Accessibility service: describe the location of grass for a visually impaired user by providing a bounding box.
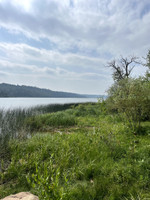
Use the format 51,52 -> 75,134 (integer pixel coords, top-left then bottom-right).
0,103 -> 150,199
0,103 -> 79,171
25,109 -> 77,132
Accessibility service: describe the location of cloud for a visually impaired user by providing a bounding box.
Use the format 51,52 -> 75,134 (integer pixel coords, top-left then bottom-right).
0,42 -> 108,74
0,43 -> 109,79
0,0 -> 149,93
0,0 -> 149,56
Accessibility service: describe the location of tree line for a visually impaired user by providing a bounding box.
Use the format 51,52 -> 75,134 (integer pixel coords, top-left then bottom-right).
0,83 -> 86,98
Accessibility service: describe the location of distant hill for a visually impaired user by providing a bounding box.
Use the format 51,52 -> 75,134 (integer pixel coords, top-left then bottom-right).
0,83 -> 103,98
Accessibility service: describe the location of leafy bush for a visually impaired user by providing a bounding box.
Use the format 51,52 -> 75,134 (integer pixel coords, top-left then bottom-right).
106,78 -> 150,133
74,102 -> 105,117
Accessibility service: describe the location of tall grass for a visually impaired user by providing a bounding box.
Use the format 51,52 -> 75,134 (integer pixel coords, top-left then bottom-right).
0,103 -> 79,169
0,103 -> 78,137
25,110 -> 76,132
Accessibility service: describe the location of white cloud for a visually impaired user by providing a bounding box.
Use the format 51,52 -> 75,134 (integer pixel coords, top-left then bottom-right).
0,42 -> 107,72
0,0 -> 149,93
0,0 -> 149,57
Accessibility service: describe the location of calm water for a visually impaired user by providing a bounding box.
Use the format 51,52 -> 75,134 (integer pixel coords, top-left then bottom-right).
0,98 -> 98,110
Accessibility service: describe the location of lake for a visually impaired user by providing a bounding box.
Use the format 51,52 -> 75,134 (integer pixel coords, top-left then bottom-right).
0,98 -> 98,110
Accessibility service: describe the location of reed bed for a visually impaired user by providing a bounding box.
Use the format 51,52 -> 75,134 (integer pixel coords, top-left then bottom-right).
0,103 -> 79,167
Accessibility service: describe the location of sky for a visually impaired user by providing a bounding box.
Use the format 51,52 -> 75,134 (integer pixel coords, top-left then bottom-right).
0,0 -> 150,95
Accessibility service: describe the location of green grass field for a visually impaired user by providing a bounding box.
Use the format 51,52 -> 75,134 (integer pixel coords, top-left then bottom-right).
0,103 -> 150,200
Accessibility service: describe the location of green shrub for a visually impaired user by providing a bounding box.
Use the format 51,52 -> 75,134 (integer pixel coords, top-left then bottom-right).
106,78 -> 150,133
74,103 -> 104,117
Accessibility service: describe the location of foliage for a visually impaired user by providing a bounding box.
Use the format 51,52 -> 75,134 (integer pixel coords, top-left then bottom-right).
145,50 -> 150,79
146,50 -> 150,69
73,102 -> 104,117
106,78 -> 150,132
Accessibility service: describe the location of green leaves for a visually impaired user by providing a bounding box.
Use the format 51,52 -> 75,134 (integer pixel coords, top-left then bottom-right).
107,78 -> 150,133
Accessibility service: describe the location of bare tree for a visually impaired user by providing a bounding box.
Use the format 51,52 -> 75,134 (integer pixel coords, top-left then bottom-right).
106,56 -> 140,82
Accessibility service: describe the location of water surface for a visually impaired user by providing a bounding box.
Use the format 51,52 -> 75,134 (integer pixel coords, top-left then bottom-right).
0,98 -> 98,110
